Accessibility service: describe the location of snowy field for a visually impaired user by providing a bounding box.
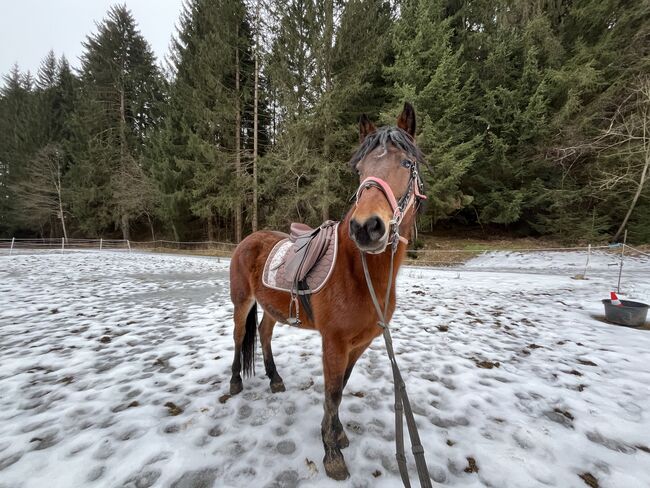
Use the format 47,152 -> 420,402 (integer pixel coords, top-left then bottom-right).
1,250 -> 649,488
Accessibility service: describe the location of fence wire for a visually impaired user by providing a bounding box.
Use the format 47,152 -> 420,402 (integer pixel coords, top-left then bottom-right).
2,237 -> 646,270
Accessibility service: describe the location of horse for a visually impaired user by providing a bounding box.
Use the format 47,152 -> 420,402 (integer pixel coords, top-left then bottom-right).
228,102 -> 427,481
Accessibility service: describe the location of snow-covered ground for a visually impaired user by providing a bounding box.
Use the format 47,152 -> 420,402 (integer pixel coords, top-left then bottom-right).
0,250 -> 649,488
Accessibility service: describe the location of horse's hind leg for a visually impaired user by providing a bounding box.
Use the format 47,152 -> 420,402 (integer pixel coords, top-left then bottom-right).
229,298 -> 257,395
259,312 -> 285,393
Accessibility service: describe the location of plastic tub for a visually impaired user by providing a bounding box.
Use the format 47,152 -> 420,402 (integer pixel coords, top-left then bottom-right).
602,299 -> 649,327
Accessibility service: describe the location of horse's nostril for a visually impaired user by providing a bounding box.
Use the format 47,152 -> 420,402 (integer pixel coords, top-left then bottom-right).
365,216 -> 385,241
350,216 -> 385,246
349,219 -> 361,235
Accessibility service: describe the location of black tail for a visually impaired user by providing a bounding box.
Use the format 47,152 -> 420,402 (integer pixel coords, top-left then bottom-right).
242,302 -> 258,378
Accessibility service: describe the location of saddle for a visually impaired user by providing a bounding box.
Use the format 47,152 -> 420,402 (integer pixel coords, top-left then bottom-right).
263,220 -> 339,324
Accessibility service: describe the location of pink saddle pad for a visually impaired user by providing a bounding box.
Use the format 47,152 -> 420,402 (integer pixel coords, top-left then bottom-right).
263,222 -> 339,294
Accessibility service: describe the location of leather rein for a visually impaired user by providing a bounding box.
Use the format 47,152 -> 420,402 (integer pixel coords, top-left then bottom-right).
356,160 -> 433,488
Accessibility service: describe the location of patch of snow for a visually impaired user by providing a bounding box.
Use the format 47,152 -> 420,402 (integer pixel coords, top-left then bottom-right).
0,251 -> 649,487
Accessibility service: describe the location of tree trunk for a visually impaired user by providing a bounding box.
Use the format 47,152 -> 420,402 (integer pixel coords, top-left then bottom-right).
613,155 -> 649,241
252,0 -> 260,233
235,26 -> 243,243
146,212 -> 155,241
121,214 -> 131,241
55,157 -> 68,241
207,213 -> 215,241
119,86 -> 130,241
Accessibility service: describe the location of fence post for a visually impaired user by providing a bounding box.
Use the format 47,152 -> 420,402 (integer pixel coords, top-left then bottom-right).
617,229 -> 627,293
582,244 -> 591,278
127,240 -> 131,253
9,237 -> 15,255
61,237 -> 65,254
100,238 -> 103,251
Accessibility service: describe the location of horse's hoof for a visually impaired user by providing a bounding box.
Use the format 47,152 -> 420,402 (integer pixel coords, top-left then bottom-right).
230,381 -> 243,395
270,381 -> 286,393
337,430 -> 349,449
324,455 -> 350,480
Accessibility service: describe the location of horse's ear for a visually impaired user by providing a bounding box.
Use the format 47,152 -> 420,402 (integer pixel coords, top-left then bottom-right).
397,102 -> 416,138
359,114 -> 376,143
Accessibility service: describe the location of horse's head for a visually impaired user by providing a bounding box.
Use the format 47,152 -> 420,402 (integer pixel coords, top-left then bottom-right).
349,103 -> 426,254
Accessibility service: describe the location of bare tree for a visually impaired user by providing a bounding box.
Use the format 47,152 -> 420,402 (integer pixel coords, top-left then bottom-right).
12,144 -> 68,239
593,77 -> 650,241
555,77 -> 650,241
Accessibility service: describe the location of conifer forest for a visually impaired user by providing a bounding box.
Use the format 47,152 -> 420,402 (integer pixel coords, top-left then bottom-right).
1,0 -> 649,244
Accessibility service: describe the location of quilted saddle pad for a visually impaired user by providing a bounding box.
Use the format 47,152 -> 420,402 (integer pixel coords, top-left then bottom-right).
262,222 -> 339,294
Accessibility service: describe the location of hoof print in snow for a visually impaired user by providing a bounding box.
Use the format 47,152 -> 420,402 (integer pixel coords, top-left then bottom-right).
564,369 -> 583,376
577,359 -> 598,367
276,440 -> 296,455
218,394 -> 231,404
164,402 -> 183,416
86,465 -> 105,482
464,457 -> 479,473
437,325 -> 449,332
372,469 -> 382,477
99,336 -> 111,343
299,378 -> 314,390
579,472 -> 599,488
170,468 -> 218,488
446,439 -> 455,446
544,409 -> 574,429
351,391 -> 365,398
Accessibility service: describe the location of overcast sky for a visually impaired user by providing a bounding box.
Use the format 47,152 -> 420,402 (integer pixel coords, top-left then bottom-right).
0,0 -> 184,76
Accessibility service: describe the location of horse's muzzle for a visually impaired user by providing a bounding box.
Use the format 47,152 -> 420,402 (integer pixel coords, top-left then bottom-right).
349,215 -> 388,253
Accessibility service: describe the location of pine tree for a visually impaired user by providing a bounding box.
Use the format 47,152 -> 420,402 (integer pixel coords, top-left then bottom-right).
389,0 -> 482,224
68,5 -> 164,238
155,0 -> 254,241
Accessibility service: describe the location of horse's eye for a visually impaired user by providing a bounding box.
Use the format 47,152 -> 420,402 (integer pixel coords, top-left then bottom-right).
401,159 -> 412,169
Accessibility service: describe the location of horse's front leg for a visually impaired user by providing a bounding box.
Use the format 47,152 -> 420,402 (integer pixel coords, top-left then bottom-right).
321,336 -> 350,480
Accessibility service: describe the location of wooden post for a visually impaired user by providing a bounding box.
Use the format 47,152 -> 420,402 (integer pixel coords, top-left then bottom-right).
582,244 -> 591,278
617,229 -> 627,293
127,240 -> 131,253
100,238 -> 103,251
10,237 -> 15,255
61,237 -> 65,254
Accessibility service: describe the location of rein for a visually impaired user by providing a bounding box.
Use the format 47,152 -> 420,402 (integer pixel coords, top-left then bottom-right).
357,161 -> 433,488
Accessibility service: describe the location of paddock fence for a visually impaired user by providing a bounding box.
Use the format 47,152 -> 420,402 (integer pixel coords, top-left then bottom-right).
2,237 -> 648,270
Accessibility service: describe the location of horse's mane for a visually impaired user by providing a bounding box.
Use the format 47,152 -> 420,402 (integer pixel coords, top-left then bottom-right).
349,126 -> 426,169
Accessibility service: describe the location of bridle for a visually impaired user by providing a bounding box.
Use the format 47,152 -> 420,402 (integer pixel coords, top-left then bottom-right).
354,158 -> 427,252
355,157 -> 433,488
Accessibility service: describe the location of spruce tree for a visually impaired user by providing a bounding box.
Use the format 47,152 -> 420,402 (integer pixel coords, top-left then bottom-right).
68,5 -> 164,238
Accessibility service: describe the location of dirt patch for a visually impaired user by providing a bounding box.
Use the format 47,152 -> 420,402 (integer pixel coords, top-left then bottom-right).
474,359 -> 500,369
553,408 -> 574,421
164,402 -> 183,416
464,457 -> 479,473
579,472 -> 599,487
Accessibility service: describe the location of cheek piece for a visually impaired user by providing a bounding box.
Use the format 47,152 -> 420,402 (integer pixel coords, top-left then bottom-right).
354,159 -> 427,251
